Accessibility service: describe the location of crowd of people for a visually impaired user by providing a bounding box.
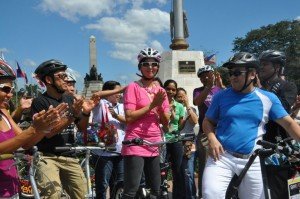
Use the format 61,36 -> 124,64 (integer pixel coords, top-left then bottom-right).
0,47 -> 299,199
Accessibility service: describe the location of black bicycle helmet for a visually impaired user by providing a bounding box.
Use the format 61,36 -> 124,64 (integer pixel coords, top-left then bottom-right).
34,59 -> 67,82
0,58 -> 16,80
222,52 -> 259,69
259,50 -> 286,66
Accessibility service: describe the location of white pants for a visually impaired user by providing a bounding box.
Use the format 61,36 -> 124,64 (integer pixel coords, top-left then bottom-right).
202,151 -> 265,199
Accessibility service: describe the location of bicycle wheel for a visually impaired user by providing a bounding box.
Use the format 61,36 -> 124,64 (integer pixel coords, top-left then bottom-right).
111,182 -> 124,199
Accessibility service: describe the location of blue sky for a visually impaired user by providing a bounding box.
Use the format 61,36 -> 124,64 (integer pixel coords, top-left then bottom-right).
0,0 -> 299,91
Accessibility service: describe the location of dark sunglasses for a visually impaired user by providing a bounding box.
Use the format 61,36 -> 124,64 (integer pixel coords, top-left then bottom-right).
54,73 -> 68,80
140,62 -> 159,68
228,69 -> 247,77
0,84 -> 14,94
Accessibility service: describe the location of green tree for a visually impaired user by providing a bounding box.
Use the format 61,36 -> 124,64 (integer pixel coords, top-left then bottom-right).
232,20 -> 300,92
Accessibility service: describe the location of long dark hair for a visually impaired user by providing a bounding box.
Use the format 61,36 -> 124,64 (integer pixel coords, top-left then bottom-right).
163,79 -> 177,89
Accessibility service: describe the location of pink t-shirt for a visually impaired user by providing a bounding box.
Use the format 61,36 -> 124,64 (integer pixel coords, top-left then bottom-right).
122,82 -> 170,156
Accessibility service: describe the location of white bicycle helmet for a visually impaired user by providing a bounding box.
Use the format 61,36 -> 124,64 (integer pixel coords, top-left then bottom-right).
66,71 -> 76,83
137,47 -> 162,63
197,65 -> 214,77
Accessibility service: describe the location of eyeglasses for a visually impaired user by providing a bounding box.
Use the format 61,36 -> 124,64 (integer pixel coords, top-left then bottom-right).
0,84 -> 14,94
228,69 -> 247,77
54,73 -> 68,80
140,62 -> 159,68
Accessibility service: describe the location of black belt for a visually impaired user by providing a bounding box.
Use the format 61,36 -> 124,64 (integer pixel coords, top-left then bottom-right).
226,150 -> 251,159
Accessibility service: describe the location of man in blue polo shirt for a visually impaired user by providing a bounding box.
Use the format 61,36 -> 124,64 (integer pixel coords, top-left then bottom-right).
202,52 -> 300,199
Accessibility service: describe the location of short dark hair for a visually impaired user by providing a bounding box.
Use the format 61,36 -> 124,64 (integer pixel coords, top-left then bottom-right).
177,87 -> 187,94
102,81 -> 121,91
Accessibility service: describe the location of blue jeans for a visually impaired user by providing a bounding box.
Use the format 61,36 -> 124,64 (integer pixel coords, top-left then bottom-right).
182,152 -> 196,199
94,155 -> 124,199
166,142 -> 184,199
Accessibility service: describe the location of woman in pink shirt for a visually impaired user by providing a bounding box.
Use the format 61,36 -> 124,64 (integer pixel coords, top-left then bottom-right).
122,48 -> 170,198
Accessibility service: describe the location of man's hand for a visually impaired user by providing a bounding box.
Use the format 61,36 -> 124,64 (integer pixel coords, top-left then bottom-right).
32,105 -> 63,133
71,98 -> 84,117
215,72 -> 225,89
82,99 -> 96,114
207,133 -> 224,161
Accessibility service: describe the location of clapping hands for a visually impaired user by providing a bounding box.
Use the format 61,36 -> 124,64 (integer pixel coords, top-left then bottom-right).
32,103 -> 68,133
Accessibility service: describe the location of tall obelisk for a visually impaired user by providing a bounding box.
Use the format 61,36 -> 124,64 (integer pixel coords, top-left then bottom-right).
83,35 -> 103,99
157,0 -> 204,106
89,35 -> 97,70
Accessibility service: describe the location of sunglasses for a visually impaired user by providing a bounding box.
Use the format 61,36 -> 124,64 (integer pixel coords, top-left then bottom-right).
228,69 -> 247,77
140,62 -> 159,68
54,73 -> 68,80
0,84 -> 14,94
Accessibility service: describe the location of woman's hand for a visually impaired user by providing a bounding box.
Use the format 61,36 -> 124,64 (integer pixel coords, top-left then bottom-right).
32,104 -> 67,133
150,89 -> 166,109
20,97 -> 33,110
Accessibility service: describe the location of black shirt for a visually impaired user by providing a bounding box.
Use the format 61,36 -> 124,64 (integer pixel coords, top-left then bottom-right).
263,78 -> 298,143
31,92 -> 75,154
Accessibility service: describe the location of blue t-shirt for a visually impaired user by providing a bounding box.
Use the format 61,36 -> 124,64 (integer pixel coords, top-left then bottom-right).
205,87 -> 288,154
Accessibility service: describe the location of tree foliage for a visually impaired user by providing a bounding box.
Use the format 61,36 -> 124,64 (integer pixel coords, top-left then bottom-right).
232,20 -> 300,92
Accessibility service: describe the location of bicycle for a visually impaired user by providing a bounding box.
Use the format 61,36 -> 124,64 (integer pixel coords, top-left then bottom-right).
122,132 -> 195,199
225,138 -> 300,199
8,146 -> 66,199
54,145 -> 119,199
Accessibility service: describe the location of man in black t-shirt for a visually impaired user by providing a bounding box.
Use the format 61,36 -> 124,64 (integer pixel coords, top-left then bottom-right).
31,59 -> 95,199
259,50 -> 298,199
259,50 -> 298,142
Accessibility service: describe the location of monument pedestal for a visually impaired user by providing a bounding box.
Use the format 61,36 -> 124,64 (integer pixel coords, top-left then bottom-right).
157,50 -> 205,105
82,80 -> 103,99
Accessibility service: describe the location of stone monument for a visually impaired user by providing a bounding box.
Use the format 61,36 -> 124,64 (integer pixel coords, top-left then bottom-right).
82,35 -> 103,99
157,0 -> 204,106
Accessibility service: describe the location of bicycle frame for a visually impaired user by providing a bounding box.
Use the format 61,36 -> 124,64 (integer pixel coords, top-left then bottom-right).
226,138 -> 300,199
55,145 -> 115,199
30,146 -> 41,199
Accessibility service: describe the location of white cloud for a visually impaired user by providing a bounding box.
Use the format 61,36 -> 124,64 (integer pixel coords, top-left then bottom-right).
0,48 -> 9,53
38,0 -> 116,22
150,40 -> 164,53
23,59 -> 37,68
295,16 -> 300,21
38,0 -> 170,62
85,8 -> 169,62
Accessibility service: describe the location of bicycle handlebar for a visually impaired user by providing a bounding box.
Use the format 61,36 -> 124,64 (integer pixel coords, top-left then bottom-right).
54,146 -> 117,153
257,138 -> 300,157
122,132 -> 196,146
